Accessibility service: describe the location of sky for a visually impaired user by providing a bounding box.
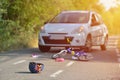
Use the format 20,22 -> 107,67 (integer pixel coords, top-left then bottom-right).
99,0 -> 120,10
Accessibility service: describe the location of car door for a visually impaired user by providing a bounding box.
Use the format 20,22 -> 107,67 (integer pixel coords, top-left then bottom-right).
90,13 -> 104,45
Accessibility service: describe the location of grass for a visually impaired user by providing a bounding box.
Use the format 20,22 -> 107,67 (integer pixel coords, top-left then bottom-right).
28,37 -> 38,48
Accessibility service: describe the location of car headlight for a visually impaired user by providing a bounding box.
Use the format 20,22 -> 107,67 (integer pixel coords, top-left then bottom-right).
40,26 -> 45,33
72,26 -> 84,34
78,27 -> 84,33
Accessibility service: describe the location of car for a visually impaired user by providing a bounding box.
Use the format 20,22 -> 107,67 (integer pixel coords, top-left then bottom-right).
38,10 -> 108,52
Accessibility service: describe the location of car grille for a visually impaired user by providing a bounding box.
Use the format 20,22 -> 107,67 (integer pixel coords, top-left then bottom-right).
48,33 -> 68,35
42,36 -> 73,44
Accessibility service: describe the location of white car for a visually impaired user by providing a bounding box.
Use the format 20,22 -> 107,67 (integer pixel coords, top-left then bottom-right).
38,10 -> 108,52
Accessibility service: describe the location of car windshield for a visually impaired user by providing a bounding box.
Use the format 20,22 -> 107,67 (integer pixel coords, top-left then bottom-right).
49,12 -> 90,23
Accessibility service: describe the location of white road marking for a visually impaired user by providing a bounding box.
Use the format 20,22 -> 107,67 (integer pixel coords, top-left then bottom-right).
50,70 -> 64,77
115,40 -> 120,63
66,61 -> 74,67
116,48 -> 120,57
119,64 -> 120,68
112,39 -> 120,67
13,60 -> 26,65
107,39 -> 118,49
115,40 -> 118,45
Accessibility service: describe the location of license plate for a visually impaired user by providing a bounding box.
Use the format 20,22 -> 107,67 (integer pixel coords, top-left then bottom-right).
50,35 -> 64,39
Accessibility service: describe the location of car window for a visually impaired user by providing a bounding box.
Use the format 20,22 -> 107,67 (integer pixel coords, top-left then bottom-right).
95,14 -> 103,24
91,14 -> 101,26
91,14 -> 97,24
50,12 -> 90,23
92,13 -> 103,24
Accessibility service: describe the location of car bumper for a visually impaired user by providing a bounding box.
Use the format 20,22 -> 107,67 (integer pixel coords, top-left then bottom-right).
38,33 -> 86,47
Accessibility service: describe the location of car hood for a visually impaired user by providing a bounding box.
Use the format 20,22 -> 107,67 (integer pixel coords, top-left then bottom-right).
44,23 -> 89,34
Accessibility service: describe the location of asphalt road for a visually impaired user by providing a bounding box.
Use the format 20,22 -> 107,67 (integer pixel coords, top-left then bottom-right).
0,36 -> 120,80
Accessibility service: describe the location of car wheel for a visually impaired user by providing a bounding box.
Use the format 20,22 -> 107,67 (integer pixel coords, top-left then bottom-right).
100,37 -> 108,51
38,45 -> 50,52
85,35 -> 92,52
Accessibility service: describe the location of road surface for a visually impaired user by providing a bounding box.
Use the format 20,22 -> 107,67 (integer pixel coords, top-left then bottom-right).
0,36 -> 120,80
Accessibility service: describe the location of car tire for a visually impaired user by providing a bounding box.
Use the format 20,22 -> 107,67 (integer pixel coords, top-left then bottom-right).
85,35 -> 92,52
100,37 -> 108,51
38,45 -> 50,52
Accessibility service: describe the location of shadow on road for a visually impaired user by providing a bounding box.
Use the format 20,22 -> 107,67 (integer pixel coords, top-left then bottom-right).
0,47 -> 118,63
49,48 -> 119,63
15,72 -> 31,74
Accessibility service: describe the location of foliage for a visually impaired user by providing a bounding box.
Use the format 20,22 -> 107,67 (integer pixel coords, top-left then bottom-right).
0,0 -> 120,51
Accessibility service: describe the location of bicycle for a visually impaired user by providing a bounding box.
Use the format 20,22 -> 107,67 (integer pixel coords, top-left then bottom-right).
51,48 -> 93,61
